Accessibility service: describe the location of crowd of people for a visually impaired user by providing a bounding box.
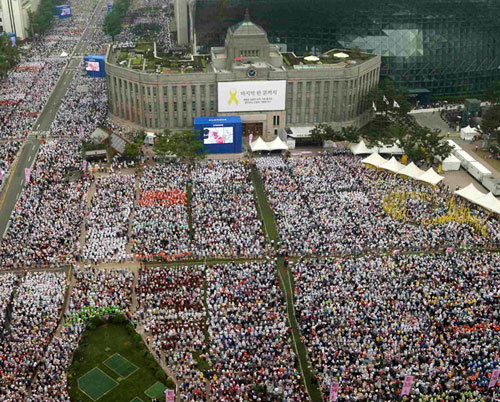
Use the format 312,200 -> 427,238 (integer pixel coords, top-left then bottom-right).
50,66 -> 108,138
258,153 -> 500,257
192,160 -> 266,258
206,261 -> 308,401
0,140 -> 90,268
0,0 -> 97,140
132,163 -> 191,261
294,252 -> 500,400
28,267 -> 133,401
0,272 -> 66,400
0,272 -> 17,330
136,265 -> 206,400
83,174 -> 135,263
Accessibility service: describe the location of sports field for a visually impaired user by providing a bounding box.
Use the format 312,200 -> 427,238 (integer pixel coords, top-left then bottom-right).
68,319 -> 173,402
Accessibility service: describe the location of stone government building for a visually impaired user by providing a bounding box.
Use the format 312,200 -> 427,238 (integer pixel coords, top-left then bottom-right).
105,11 -> 381,140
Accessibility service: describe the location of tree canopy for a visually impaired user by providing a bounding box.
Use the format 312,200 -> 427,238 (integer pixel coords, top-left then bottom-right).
154,129 -> 207,162
103,0 -> 130,40
0,34 -> 19,77
477,105 -> 500,145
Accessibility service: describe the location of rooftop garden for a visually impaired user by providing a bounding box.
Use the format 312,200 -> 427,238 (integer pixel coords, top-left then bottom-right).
282,47 -> 374,69
113,41 -> 210,73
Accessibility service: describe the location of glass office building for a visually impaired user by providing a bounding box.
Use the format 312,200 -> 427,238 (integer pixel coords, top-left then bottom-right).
194,0 -> 500,96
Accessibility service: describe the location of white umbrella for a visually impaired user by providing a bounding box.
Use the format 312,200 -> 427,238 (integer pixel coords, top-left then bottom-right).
304,55 -> 319,62
333,52 -> 349,58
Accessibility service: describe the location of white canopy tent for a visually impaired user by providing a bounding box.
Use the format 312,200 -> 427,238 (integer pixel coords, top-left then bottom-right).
267,136 -> 289,151
441,154 -> 461,171
417,168 -> 444,186
380,156 -> 404,173
250,137 -> 270,152
361,152 -> 388,168
333,52 -> 350,58
398,162 -> 425,179
474,192 -> 500,215
460,125 -> 478,141
454,183 -> 486,202
350,140 -> 378,155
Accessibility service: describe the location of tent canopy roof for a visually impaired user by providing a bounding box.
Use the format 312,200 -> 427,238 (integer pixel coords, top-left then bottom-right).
417,167 -> 444,185
454,183 -> 486,202
398,162 -> 425,179
361,152 -> 387,168
380,156 -> 404,173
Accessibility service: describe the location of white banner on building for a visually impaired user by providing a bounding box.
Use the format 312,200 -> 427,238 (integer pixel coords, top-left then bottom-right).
217,80 -> 286,113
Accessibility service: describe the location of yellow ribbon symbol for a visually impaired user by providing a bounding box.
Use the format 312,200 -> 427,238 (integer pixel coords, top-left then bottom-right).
228,89 -> 238,105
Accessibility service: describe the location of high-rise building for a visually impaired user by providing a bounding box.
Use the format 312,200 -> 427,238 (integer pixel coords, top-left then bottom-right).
0,0 -> 39,39
192,0 -> 500,96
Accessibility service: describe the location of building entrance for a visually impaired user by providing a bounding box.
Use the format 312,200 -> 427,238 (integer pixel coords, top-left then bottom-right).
242,122 -> 263,137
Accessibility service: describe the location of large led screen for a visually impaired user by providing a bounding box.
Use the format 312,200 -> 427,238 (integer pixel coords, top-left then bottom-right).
203,126 -> 234,144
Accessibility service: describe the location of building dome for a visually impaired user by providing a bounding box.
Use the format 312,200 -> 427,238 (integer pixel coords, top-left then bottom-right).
228,9 -> 267,37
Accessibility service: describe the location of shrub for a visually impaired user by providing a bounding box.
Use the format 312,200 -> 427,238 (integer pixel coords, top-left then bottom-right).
113,314 -> 126,324
165,378 -> 175,389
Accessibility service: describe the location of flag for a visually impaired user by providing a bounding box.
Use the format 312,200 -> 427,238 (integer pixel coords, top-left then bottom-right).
383,95 -> 389,105
394,100 -> 400,108
372,102 -> 377,112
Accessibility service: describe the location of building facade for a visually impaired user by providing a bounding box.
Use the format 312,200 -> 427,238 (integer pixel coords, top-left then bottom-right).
191,0 -> 500,97
105,13 -> 381,139
0,0 -> 38,39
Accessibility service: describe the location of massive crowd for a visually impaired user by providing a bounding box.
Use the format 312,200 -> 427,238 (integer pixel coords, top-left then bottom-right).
0,272 -> 66,400
0,140 -> 89,268
258,153 -> 500,256
295,252 -> 500,400
28,267 -> 133,401
50,66 -> 108,138
0,0 -> 97,140
192,160 -> 266,258
132,163 -> 191,260
83,174 -> 135,263
136,265 -> 206,400
206,261 -> 308,401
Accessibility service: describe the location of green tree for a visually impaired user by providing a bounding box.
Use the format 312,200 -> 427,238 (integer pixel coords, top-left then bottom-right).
154,129 -> 207,162
0,33 -> 19,77
340,126 -> 360,143
31,0 -> 56,34
123,142 -> 141,160
310,123 -> 338,144
477,105 -> 500,146
103,11 -> 122,41
484,81 -> 500,105
400,126 -> 452,163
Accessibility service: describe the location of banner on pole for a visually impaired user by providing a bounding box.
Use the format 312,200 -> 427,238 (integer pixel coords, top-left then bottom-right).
401,375 -> 414,396
83,160 -> 88,172
25,168 -> 30,183
165,389 -> 175,402
489,369 -> 500,388
330,381 -> 339,402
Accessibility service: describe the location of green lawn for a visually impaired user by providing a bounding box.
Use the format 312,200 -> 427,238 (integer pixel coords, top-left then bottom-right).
68,318 -> 174,402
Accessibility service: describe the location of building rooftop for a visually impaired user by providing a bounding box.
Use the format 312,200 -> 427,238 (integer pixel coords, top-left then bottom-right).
108,41 -> 210,74
282,49 -> 376,70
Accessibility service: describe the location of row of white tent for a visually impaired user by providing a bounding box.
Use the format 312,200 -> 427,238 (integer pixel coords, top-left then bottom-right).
361,153 -> 445,185
351,140 -> 461,171
455,183 -> 500,215
350,140 -> 403,156
250,136 -> 289,152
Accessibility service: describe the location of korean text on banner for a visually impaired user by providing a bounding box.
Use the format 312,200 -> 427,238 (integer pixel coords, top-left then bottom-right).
330,382 -> 339,402
217,80 -> 286,113
401,375 -> 414,396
